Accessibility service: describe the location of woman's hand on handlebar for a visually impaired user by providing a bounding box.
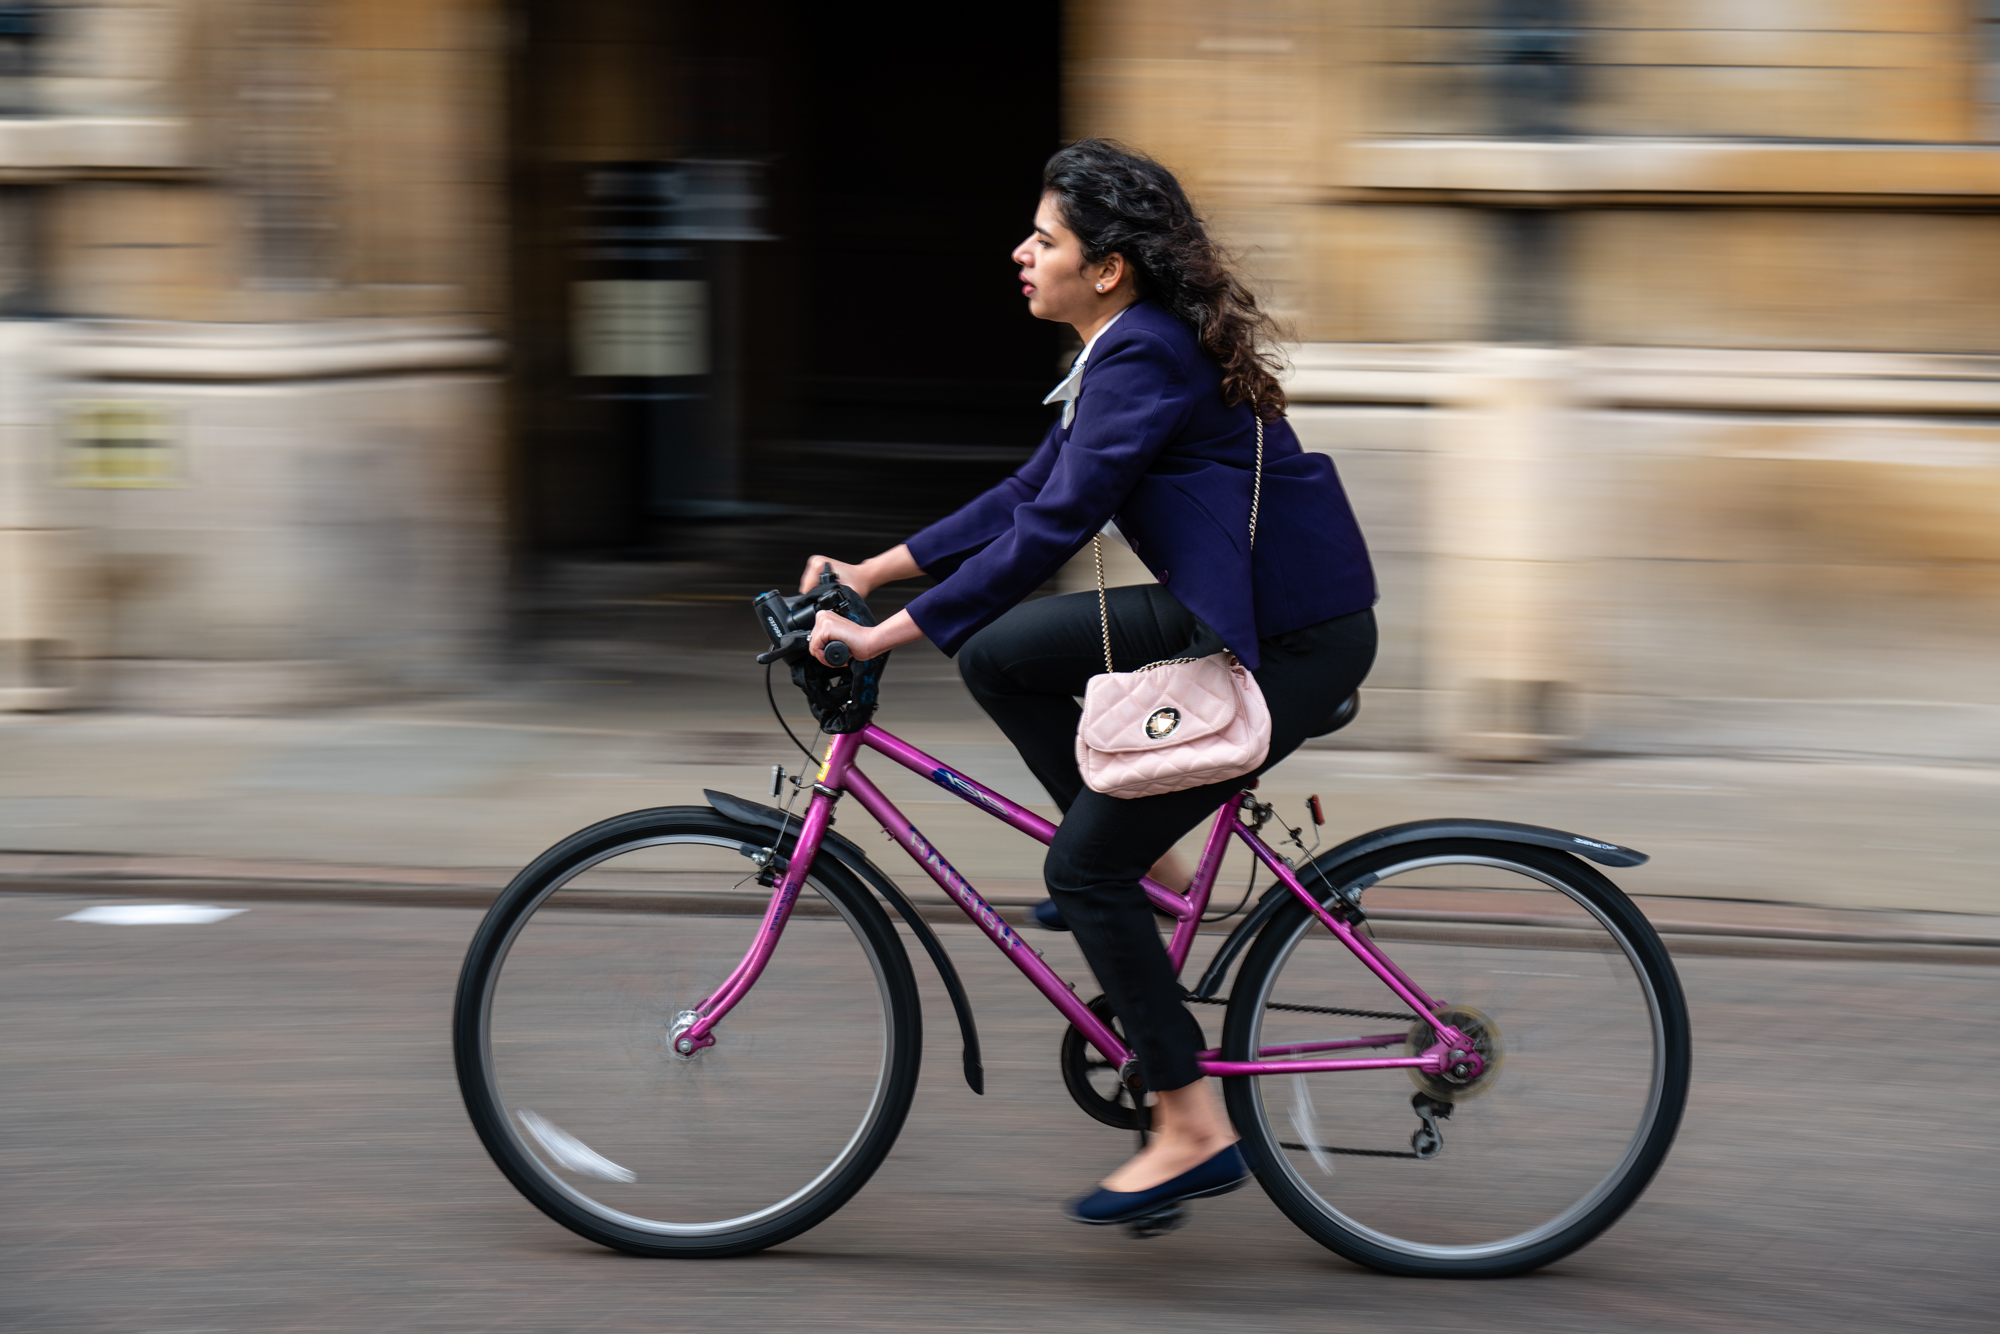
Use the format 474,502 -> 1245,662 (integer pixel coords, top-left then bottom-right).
798,555 -> 873,596
809,607 -> 926,666
796,544 -> 924,598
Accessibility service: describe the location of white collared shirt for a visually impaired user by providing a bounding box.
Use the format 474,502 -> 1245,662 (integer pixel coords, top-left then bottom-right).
1043,306 -> 1138,548
1042,305 -> 1133,429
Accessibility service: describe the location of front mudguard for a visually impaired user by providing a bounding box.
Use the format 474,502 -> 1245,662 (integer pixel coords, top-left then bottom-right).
704,789 -> 986,1095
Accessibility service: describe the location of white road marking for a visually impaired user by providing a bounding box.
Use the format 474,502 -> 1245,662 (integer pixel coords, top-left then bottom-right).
61,904 -> 246,925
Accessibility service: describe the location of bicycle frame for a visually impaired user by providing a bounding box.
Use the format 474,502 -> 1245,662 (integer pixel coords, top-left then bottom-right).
680,724 -> 1477,1081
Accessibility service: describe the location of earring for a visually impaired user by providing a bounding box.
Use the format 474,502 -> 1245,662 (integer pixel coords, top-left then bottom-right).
1095,283 -> 1105,292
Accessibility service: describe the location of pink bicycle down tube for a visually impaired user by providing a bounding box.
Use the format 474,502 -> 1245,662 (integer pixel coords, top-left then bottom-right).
685,724 -> 1472,1080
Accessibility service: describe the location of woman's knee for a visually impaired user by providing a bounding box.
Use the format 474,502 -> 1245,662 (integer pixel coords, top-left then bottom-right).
956,624 -> 1008,697
1043,837 -> 1090,900
1045,820 -> 1153,902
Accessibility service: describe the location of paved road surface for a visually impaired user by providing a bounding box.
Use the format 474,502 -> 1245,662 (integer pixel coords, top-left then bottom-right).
3,892 -> 1993,1333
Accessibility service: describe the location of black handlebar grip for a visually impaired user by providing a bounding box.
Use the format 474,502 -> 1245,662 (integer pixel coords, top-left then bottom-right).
823,640 -> 851,667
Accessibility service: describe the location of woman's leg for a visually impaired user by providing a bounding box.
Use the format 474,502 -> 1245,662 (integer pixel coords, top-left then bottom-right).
961,593 -> 1378,1194
1044,781 -> 1245,1190
958,585 -> 1202,815
1073,607 -> 1378,1192
960,586 -> 1224,1093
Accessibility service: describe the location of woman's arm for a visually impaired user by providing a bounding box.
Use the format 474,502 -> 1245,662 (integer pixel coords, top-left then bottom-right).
796,546 -> 929,664
795,545 -> 923,597
903,327 -> 1193,657
807,606 -> 924,665
795,420 -> 1066,598
902,426 -> 1064,579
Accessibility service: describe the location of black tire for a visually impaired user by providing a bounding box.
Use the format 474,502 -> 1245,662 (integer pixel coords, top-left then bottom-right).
453,807 -> 922,1257
1221,838 -> 1690,1277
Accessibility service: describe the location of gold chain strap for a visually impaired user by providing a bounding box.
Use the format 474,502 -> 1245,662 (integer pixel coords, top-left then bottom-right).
1094,415 -> 1265,676
1249,415 -> 1263,550
1094,532 -> 1114,675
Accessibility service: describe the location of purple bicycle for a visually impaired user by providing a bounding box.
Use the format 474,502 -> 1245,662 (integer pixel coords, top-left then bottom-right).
453,573 -> 1690,1277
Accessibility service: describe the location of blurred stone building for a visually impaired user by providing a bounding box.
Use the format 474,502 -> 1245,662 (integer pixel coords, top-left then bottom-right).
0,0 -> 504,712
3,1 -> 1997,767
1073,1 -> 2000,764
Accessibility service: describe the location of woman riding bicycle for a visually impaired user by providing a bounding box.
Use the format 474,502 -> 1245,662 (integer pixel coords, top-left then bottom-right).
799,139 -> 1378,1228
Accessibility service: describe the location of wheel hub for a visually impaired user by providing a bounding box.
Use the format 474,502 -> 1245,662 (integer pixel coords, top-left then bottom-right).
667,1008 -> 704,1060
1408,1006 -> 1504,1102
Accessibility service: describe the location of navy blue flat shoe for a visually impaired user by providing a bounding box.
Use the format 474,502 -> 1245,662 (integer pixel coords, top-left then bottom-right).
1066,1144 -> 1250,1226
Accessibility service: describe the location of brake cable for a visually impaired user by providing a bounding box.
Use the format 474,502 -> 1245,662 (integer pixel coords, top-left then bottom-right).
766,660 -> 819,762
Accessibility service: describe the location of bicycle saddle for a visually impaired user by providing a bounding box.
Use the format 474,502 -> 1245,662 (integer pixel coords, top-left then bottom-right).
1309,691 -> 1359,738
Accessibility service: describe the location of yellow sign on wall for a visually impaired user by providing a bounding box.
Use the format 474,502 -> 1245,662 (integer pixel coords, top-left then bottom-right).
60,401 -> 181,488
572,280 -> 709,378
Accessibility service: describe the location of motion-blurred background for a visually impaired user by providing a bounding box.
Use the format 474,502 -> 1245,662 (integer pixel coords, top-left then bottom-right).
4,0 -> 1998,765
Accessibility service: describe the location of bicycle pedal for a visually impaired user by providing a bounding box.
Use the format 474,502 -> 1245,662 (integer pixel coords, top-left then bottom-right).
1122,1204 -> 1187,1240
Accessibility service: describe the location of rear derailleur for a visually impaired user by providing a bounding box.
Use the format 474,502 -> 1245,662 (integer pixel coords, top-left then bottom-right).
1410,1092 -> 1453,1159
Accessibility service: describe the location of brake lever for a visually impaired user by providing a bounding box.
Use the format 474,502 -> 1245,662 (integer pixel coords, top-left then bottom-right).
755,632 -> 853,668
755,632 -> 810,667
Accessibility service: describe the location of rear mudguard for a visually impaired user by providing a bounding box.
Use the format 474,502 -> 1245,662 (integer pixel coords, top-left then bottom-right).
704,789 -> 985,1095
1191,817 -> 1648,1000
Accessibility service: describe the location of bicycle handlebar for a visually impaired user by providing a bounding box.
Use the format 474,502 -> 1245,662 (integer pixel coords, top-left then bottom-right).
752,563 -> 888,736
753,566 -> 860,668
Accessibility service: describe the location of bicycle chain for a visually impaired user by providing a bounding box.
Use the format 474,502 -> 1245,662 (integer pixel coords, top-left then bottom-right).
1280,1140 -> 1422,1161
1185,995 -> 1427,1160
1183,993 -> 1417,1023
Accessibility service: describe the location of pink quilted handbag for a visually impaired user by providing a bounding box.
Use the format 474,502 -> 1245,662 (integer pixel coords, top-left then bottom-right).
1075,419 -> 1272,799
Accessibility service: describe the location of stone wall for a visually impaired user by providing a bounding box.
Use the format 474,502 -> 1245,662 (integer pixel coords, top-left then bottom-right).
0,0 -> 506,712
1065,0 -> 2000,763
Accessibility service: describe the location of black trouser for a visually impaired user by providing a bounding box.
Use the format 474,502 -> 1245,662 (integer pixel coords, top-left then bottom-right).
958,586 -> 1377,1093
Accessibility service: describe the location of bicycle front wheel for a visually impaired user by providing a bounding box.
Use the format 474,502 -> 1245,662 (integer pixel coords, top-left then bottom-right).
1222,839 -> 1690,1277
453,807 -> 921,1257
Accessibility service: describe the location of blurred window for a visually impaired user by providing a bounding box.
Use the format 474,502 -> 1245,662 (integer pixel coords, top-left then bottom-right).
1984,2 -> 2000,137
0,3 -> 37,114
239,0 -> 333,288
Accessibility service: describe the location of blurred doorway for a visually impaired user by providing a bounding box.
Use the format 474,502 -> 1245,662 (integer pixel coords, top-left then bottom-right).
508,2 -> 1064,562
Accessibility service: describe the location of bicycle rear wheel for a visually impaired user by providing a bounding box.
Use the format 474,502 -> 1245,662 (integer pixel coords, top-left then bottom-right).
453,807 -> 921,1257
1221,839 -> 1689,1277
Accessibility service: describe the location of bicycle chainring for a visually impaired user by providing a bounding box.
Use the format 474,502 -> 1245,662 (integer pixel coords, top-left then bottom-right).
1059,994 -> 1207,1132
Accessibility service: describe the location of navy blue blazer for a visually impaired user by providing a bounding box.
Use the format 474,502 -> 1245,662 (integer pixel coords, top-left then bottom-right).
903,300 -> 1376,672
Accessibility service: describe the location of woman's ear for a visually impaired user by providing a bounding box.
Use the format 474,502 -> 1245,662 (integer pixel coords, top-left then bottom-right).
1094,253 -> 1127,294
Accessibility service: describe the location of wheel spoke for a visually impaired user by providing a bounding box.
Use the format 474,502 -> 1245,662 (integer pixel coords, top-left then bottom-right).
1220,840 -> 1690,1277
455,814 -> 921,1256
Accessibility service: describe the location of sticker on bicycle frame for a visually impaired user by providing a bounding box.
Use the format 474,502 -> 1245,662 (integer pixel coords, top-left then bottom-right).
902,823 -> 1024,952
1145,707 -> 1181,739
929,767 -> 1005,814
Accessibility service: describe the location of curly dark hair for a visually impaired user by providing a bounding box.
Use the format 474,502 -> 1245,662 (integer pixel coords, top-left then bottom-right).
1042,138 -> 1287,419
